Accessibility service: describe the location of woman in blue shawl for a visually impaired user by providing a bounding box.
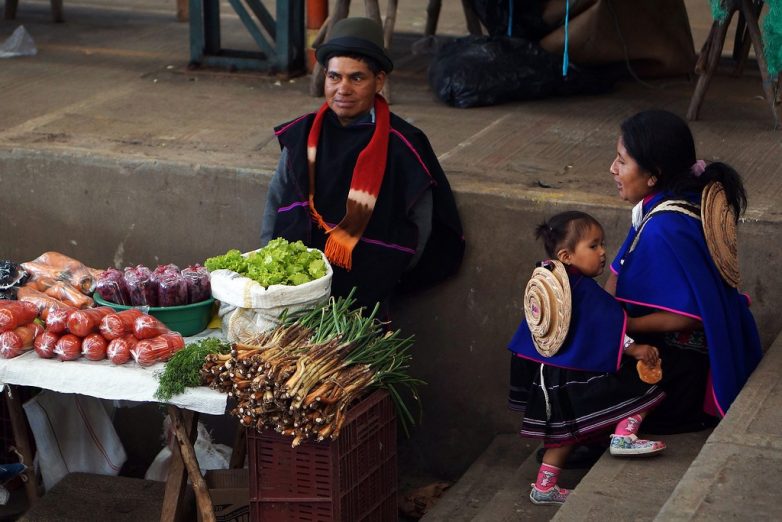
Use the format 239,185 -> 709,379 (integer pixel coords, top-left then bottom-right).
605,110 -> 762,434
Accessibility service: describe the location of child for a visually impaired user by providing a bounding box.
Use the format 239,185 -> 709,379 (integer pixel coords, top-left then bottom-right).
508,211 -> 666,505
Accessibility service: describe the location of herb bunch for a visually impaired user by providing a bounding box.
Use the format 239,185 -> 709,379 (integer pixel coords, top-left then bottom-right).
155,337 -> 231,401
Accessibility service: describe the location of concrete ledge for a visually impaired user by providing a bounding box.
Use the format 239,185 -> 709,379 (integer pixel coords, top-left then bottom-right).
654,331 -> 782,521
552,430 -> 711,521
420,434 -> 534,522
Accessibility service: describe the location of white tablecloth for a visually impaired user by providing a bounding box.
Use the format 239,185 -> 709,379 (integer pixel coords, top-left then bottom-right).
0,351 -> 227,415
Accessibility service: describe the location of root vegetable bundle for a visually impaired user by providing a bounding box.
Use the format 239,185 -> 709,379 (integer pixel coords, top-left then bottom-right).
201,293 -> 422,447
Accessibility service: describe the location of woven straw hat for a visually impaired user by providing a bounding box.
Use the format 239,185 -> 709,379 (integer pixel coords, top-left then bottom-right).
523,260 -> 572,357
701,181 -> 740,288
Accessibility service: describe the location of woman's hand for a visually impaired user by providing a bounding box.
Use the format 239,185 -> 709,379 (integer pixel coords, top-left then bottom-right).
626,343 -> 660,367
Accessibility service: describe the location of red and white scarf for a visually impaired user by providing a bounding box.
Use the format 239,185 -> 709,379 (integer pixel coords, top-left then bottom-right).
307,94 -> 390,270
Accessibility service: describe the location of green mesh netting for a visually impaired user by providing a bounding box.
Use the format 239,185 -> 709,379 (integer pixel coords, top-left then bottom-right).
708,0 -> 781,77
763,0 -> 782,76
709,0 -> 729,22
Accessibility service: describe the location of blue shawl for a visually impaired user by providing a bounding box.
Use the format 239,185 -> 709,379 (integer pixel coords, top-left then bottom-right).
508,270 -> 627,373
612,192 -> 762,416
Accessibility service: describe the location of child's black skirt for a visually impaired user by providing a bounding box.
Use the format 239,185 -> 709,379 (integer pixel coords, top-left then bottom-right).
509,354 -> 665,447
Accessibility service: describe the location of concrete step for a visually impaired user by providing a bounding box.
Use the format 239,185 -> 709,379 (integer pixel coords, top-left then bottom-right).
552,430 -> 712,522
421,434 -> 534,522
472,444 -> 592,522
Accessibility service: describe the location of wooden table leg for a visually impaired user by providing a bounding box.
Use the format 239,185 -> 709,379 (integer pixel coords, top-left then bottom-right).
687,13 -> 733,122
739,0 -> 781,129
4,0 -> 18,20
161,407 -> 215,522
50,0 -> 64,22
4,385 -> 38,504
165,406 -> 215,522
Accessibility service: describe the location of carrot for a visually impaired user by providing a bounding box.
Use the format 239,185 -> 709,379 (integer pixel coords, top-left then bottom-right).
43,281 -> 94,309
16,286 -> 71,321
22,252 -> 100,295
28,251 -> 83,268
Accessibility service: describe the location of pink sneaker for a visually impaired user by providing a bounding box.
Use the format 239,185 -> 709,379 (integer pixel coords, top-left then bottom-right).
609,434 -> 666,456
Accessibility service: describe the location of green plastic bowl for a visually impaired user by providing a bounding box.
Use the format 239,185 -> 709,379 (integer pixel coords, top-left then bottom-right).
93,294 -> 215,337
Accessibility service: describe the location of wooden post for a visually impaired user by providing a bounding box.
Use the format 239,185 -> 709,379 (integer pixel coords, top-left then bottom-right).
688,0 -> 779,129
425,0 -> 441,36
161,408 -> 202,522
4,385 -> 38,504
461,0 -> 483,36
50,0 -> 64,22
686,13 -> 734,122
4,0 -> 18,20
306,0 -> 328,72
738,0 -> 780,129
167,406 -> 216,522
176,0 -> 188,22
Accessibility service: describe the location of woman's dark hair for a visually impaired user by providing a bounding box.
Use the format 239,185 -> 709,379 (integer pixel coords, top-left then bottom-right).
620,110 -> 747,218
535,211 -> 603,259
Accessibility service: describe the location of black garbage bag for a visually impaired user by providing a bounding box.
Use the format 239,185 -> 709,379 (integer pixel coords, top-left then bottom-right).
470,0 -> 549,40
0,260 -> 28,293
428,36 -> 616,109
0,288 -> 18,300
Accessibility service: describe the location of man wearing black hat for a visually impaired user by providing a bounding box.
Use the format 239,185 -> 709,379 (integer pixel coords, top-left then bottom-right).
261,17 -> 464,310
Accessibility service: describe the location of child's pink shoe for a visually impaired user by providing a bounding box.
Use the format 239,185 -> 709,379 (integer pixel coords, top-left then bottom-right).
609,434 -> 666,456
529,483 -> 570,505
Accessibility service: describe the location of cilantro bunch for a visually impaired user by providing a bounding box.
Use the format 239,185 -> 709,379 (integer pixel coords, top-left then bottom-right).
204,238 -> 327,288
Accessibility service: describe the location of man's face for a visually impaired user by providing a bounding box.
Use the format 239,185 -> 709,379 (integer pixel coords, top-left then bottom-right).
324,56 -> 386,126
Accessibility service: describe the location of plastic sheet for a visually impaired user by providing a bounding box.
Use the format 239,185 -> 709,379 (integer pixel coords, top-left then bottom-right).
0,26 -> 37,59
428,35 -> 615,108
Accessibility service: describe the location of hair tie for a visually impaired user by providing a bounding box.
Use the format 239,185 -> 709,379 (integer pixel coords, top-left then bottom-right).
691,159 -> 707,177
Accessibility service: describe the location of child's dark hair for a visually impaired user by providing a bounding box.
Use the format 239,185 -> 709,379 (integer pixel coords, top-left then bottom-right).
620,110 -> 747,219
536,211 -> 603,259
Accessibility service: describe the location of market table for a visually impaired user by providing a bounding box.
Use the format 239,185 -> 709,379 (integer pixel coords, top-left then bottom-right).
0,350 -> 229,522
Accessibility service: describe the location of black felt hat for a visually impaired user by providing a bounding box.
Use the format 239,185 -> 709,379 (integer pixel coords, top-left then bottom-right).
316,17 -> 393,73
